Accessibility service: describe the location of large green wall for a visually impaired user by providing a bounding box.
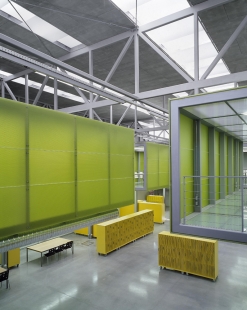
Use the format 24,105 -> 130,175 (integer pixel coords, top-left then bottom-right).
0,98 -> 134,239
225,135 -> 228,195
215,131 -> 220,200
179,114 -> 194,218
200,124 -> 209,208
146,142 -> 169,190
179,113 -> 243,218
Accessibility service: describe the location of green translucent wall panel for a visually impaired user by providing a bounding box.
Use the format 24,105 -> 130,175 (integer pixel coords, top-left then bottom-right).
159,144 -> 169,188
77,117 -> 109,216
140,152 -> 144,171
215,131 -> 220,200
29,106 -> 75,151
0,99 -> 27,237
0,99 -> 134,239
180,114 -> 194,217
146,142 -> 169,190
225,135 -> 228,195
147,142 -> 159,190
200,124 -> 209,208
110,125 -> 134,207
29,107 -> 75,228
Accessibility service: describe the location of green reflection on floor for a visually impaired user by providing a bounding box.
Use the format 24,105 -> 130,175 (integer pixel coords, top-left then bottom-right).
184,190 -> 247,232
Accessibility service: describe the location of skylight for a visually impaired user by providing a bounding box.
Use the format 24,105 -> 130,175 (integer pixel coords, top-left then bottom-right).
147,15 -> 230,80
111,0 -> 189,25
0,0 -> 82,49
112,0 -> 232,88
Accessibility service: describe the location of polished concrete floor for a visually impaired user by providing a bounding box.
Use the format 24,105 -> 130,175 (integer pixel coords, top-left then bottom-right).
1,214 -> 247,309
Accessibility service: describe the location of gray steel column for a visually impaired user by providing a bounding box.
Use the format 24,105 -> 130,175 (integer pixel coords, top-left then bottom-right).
134,105 -> 137,131
89,50 -> 94,119
239,141 -> 243,176
163,95 -> 169,110
134,191 -> 137,212
110,105 -> 113,124
25,106 -> 30,229
219,132 -> 226,199
88,226 -> 93,239
193,120 -> 201,212
0,252 -> 7,267
1,81 -> 5,98
54,78 -> 58,110
25,74 -> 29,104
239,141 -> 243,212
228,137 -> 233,195
194,12 -> 199,94
134,33 -> 139,94
208,127 -> 215,204
234,139 -> 239,190
74,117 -> 78,218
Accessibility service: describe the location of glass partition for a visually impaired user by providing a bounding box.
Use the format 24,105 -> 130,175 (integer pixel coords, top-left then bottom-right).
182,176 -> 247,232
170,86 -> 247,242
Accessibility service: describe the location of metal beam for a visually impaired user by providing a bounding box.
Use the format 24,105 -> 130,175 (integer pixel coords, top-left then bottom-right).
134,106 -> 137,131
117,104 -> 132,126
110,105 -> 113,124
0,34 -> 139,101
4,68 -> 32,82
93,110 -> 102,122
137,70 -> 247,99
89,50 -> 93,119
59,99 -> 117,114
0,47 -> 129,104
194,12 -> 199,94
0,34 -> 168,111
93,35 -> 134,102
134,34 -> 139,94
54,78 -> 58,110
138,32 -> 193,82
3,82 -> 17,100
153,117 -> 164,128
136,126 -> 168,132
1,80 -> 5,97
33,75 -> 49,105
25,74 -> 29,104
140,0 -> 234,33
74,87 -> 89,103
201,15 -> 247,80
0,42 -> 168,113
59,68 -> 89,104
59,31 -> 134,62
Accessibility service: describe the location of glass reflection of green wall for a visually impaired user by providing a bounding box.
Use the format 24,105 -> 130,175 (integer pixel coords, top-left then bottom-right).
225,135 -> 228,195
179,114 -> 194,218
0,98 -> 134,239
215,131 -> 220,200
201,124 -> 209,208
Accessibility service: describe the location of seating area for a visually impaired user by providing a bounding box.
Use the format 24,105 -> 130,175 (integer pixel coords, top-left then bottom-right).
0,268 -> 10,289
26,238 -> 74,267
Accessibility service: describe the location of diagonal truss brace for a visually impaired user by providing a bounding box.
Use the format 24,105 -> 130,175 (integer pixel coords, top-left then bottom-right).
93,35 -> 134,103
201,15 -> 247,80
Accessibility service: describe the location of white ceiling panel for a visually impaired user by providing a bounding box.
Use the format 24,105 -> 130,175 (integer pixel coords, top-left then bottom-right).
184,102 -> 234,119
